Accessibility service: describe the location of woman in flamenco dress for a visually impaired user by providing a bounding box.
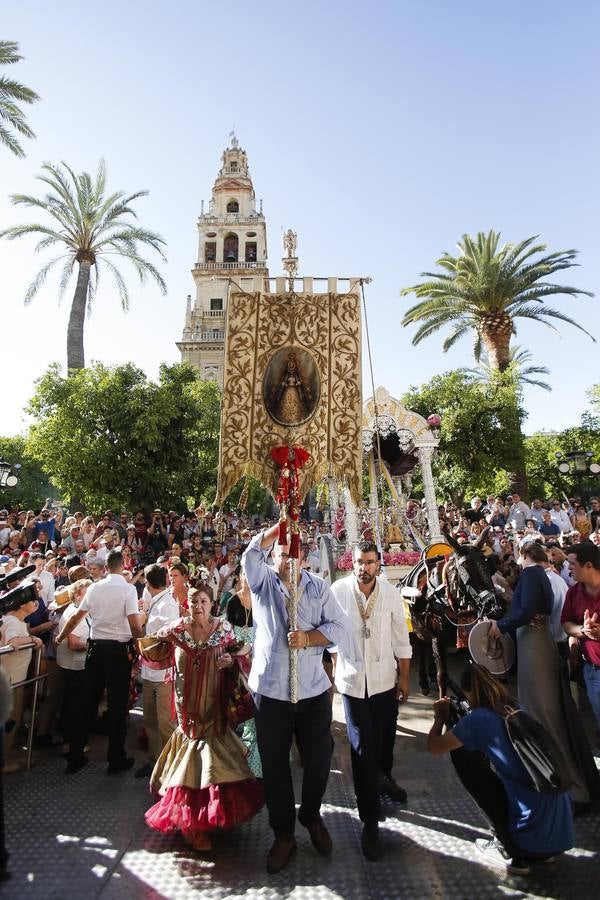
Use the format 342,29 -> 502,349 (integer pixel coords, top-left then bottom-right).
141,580 -> 264,851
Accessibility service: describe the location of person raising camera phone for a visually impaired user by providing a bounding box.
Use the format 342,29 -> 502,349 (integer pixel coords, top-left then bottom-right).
427,663 -> 574,877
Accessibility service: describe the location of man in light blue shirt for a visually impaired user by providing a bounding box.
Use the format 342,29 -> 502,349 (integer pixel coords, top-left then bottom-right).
243,521 -> 348,874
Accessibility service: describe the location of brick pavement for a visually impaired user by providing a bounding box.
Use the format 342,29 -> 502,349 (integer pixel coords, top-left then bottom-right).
2,670 -> 599,899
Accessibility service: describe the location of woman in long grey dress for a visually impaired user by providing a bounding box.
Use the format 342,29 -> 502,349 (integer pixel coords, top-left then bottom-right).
490,541 -> 600,811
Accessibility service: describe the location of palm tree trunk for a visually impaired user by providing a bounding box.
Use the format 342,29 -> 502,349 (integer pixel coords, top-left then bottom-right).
481,332 -> 511,372
67,259 -> 91,370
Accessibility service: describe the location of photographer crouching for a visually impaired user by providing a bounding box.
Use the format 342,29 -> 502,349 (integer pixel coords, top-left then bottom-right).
427,663 -> 574,877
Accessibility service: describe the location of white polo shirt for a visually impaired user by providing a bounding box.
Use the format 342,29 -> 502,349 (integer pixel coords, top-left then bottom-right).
79,573 -> 139,642
141,588 -> 179,683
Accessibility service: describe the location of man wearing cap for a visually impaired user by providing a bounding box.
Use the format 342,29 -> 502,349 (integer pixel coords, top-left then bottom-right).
61,524 -> 83,554
94,529 -> 116,563
561,542 -> 600,733
330,540 -> 411,861
57,548 -> 143,774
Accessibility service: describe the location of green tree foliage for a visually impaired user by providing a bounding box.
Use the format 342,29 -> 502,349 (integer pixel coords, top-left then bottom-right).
0,160 -> 166,370
225,477 -> 273,519
588,384 -> 600,417
400,370 -> 526,505
0,40 -> 39,157
464,346 -> 551,392
401,230 -> 594,371
524,414 -> 600,500
0,435 -> 55,510
25,362 -> 220,512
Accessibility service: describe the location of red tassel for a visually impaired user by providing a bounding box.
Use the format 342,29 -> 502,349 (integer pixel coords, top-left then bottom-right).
278,520 -> 288,545
289,532 -> 300,559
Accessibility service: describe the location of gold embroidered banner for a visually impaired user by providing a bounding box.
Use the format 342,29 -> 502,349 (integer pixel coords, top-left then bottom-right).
216,289 -> 362,504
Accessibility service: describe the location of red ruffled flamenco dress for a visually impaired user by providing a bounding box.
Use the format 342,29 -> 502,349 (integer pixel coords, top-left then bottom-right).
140,618 -> 263,848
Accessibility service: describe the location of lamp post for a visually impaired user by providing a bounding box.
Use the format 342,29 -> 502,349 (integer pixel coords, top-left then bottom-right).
0,458 -> 19,489
555,451 -> 600,502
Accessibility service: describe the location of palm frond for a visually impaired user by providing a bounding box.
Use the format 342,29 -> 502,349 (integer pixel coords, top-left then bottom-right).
100,258 -> 130,311
24,256 -> 66,304
2,159 -> 167,359
400,229 -> 595,366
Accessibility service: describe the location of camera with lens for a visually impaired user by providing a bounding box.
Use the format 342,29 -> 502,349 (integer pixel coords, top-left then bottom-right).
0,582 -> 38,617
0,564 -> 38,619
446,677 -> 471,728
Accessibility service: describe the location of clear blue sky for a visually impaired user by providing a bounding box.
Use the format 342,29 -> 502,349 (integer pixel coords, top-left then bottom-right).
1,0 -> 599,437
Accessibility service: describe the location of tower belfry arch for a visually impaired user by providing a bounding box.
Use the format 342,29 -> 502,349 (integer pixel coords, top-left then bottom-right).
177,136 -> 269,384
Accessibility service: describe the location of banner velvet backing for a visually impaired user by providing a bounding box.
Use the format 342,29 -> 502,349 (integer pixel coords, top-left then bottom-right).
216,290 -> 362,504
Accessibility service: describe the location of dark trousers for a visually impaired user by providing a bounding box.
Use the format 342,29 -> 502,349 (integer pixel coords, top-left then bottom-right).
68,641 -> 132,765
60,668 -> 86,746
342,688 -> 398,825
254,691 -> 332,838
451,746 -> 555,861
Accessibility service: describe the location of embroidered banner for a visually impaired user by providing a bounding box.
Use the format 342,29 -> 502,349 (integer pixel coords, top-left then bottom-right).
216,288 -> 362,504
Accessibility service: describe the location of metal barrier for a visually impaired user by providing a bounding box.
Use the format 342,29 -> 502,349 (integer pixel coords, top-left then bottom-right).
0,642 -> 47,770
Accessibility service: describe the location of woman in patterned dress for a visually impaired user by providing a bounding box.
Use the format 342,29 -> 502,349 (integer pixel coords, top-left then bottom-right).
141,581 -> 263,851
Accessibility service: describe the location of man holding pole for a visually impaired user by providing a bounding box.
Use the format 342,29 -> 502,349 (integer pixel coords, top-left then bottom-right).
242,520 -> 348,874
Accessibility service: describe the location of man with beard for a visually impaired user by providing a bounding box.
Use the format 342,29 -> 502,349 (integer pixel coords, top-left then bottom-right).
330,540 -> 412,861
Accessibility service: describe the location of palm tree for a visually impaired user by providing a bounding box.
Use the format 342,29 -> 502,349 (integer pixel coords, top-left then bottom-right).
0,40 -> 39,157
0,160 -> 167,369
401,230 -> 594,371
464,346 -> 552,392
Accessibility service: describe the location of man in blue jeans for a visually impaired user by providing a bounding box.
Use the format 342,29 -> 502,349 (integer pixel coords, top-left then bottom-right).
242,522 -> 348,874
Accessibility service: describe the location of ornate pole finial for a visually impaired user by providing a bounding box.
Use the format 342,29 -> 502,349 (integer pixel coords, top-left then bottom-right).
282,228 -> 299,291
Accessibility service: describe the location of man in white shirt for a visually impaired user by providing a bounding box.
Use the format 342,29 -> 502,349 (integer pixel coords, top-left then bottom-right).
57,549 -> 142,774
507,494 -> 531,531
550,500 -> 573,534
30,553 -> 55,607
331,540 -> 412,861
135,564 -> 178,778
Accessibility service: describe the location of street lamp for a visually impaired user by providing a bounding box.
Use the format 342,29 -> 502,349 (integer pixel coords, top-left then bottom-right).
555,451 -> 600,501
0,457 -> 19,489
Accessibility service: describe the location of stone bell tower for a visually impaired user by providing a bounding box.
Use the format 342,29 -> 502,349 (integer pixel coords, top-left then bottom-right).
177,134 -> 269,384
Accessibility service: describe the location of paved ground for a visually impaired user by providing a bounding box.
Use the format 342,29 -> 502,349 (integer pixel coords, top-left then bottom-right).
2,665 -> 599,900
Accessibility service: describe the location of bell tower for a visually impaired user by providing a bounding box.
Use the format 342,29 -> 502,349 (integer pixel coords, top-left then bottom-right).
177,134 -> 269,384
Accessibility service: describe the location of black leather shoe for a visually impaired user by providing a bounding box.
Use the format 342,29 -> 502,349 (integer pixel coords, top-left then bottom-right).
361,823 -> 383,861
135,762 -> 154,779
66,755 -> 89,774
302,815 -> 332,856
107,756 -> 134,774
380,775 -> 407,803
266,836 -> 297,874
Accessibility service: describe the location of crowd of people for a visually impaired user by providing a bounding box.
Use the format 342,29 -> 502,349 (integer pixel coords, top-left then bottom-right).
0,490 -> 599,879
